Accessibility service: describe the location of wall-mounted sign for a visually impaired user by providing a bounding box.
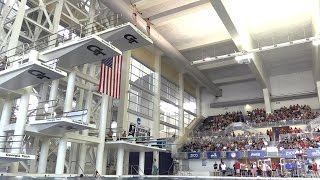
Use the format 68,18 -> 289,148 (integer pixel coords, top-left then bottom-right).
281,149 -> 298,158
188,152 -> 201,159
248,150 -> 266,159
226,151 -> 241,159
207,151 -> 221,159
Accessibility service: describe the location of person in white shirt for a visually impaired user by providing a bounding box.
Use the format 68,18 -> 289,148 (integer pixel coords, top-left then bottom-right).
221,162 -> 227,176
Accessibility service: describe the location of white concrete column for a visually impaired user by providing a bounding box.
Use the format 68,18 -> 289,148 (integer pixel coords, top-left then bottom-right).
139,151 -> 145,175
196,85 -> 201,117
153,151 -> 159,174
38,137 -> 50,173
153,54 -> 161,138
9,87 -> 32,173
55,136 -> 67,174
178,73 -> 184,137
101,146 -> 108,175
116,146 -> 124,176
123,151 -> 129,175
29,137 -> 40,173
117,51 -> 131,132
317,81 -> 320,109
0,101 -> 13,151
263,88 -> 272,114
55,71 -> 76,174
78,65 -> 96,173
96,94 -> 109,173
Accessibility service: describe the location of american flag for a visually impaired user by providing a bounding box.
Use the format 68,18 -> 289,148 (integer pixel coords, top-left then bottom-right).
98,55 -> 122,98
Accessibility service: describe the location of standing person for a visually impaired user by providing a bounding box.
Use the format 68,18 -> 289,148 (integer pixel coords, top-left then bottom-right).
213,162 -> 218,176
132,4 -> 142,26
235,161 -> 241,176
0,56 -> 7,71
221,162 -> 227,176
262,161 -> 267,177
272,162 -> 278,177
313,161 -> 319,178
152,158 -> 158,175
251,161 -> 257,177
144,18 -> 153,37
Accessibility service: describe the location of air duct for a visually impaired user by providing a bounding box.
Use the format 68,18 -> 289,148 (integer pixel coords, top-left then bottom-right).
101,0 -> 222,96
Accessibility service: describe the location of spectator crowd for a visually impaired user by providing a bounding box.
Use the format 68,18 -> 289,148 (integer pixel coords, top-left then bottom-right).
182,135 -> 268,152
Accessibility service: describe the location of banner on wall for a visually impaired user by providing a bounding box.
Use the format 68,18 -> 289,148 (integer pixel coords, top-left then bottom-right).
207,151 -> 221,159
248,150 -> 266,159
188,152 -> 201,159
226,151 -> 241,159
281,149 -> 298,158
306,149 -> 320,157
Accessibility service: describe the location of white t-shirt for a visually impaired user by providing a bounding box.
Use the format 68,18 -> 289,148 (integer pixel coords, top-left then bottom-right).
262,163 -> 267,171
221,164 -> 227,171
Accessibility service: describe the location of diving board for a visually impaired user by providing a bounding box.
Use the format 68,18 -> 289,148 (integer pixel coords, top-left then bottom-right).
3,110 -> 95,137
0,152 -> 35,163
40,35 -> 122,68
96,22 -> 153,51
105,140 -> 167,152
0,59 -> 66,91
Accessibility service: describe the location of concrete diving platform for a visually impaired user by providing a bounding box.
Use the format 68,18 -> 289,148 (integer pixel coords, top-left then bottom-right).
0,152 -> 35,163
96,22 -> 153,51
0,59 -> 66,91
40,35 -> 121,68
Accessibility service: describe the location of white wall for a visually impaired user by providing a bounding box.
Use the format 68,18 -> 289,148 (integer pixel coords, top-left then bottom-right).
270,71 -> 316,96
272,97 -> 319,110
215,81 -> 263,102
188,159 -> 235,172
201,71 -> 320,117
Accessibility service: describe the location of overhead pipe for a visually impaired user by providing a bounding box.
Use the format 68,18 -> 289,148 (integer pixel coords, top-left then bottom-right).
101,0 -> 222,96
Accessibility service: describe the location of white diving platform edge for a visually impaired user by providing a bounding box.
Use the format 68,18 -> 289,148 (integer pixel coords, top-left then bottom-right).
0,59 -> 67,91
105,140 -> 167,152
96,22 -> 153,52
0,152 -> 36,163
3,110 -> 95,137
40,35 -> 122,68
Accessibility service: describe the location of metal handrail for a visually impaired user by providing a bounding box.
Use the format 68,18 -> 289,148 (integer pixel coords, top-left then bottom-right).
0,135 -> 31,153
27,99 -> 59,118
0,13 -> 123,61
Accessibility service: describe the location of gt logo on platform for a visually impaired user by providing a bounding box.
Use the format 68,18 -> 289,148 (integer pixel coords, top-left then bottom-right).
28,70 -> 50,80
87,45 -> 106,56
124,34 -> 138,44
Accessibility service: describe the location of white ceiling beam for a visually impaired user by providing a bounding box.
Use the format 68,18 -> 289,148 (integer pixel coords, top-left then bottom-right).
135,0 -> 171,10
210,0 -> 270,90
312,0 -> 320,82
213,74 -> 256,85
197,59 -> 237,70
152,2 -> 209,27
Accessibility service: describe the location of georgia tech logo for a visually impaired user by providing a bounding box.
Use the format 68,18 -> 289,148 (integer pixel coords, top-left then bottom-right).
86,45 -> 106,56
28,70 -> 50,79
124,34 -> 138,44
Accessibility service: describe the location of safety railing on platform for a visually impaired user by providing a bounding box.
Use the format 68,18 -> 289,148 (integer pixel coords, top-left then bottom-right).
0,13 -> 123,64
0,135 -> 30,154
27,99 -> 59,120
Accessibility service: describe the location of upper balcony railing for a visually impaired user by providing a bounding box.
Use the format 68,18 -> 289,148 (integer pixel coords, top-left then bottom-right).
0,13 -> 123,65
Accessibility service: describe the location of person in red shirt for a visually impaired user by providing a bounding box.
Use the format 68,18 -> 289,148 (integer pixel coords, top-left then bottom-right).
313,161 -> 319,178
235,161 -> 241,176
271,162 -> 278,177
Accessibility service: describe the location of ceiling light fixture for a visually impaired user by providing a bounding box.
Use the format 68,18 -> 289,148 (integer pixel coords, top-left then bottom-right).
235,53 -> 253,64
191,35 -> 320,65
